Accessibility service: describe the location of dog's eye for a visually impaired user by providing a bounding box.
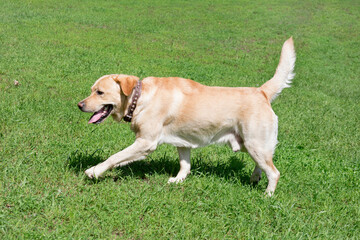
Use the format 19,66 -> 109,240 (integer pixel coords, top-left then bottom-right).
96,90 -> 104,95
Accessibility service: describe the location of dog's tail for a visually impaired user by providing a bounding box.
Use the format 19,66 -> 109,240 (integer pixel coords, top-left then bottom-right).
260,37 -> 296,102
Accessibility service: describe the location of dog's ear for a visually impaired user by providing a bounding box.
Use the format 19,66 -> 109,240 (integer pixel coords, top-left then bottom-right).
113,75 -> 139,96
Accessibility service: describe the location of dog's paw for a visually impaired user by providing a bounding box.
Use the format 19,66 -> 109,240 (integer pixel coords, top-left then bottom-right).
85,166 -> 97,179
167,177 -> 185,184
265,189 -> 274,197
250,173 -> 262,185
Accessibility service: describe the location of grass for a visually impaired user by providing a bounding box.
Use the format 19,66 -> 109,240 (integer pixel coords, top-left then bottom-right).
0,0 -> 359,239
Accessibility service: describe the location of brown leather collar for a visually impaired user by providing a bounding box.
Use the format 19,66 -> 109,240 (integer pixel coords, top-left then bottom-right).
123,80 -> 142,122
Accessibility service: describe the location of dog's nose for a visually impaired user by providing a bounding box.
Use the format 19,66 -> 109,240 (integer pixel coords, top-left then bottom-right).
78,101 -> 85,110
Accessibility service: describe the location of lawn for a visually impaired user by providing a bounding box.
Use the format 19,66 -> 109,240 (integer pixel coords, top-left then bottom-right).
0,0 -> 359,239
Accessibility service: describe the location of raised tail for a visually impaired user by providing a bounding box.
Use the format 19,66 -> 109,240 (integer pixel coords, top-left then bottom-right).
260,37 -> 296,102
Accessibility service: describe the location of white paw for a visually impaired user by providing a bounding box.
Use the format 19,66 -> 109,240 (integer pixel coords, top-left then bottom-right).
167,176 -> 185,184
265,189 -> 274,197
85,166 -> 97,179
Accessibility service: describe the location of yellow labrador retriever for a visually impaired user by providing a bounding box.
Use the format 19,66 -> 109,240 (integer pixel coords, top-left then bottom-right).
78,38 -> 295,196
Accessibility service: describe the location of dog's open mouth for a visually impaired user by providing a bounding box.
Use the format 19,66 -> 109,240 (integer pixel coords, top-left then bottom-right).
88,105 -> 114,124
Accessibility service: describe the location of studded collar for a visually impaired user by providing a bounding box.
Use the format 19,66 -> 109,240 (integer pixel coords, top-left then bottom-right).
123,80 -> 142,122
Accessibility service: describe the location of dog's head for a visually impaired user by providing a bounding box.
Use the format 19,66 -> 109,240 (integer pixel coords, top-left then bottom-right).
78,74 -> 139,124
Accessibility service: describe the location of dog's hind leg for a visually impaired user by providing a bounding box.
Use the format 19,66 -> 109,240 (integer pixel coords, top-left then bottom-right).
245,143 -> 280,196
168,147 -> 191,183
250,165 -> 262,184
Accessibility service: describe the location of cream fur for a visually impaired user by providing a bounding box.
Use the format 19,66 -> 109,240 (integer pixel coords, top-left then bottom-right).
78,38 -> 296,196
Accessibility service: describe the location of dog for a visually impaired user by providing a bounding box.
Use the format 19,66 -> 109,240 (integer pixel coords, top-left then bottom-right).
78,38 -> 295,196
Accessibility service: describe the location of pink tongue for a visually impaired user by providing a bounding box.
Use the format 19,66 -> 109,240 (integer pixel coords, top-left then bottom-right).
88,111 -> 103,123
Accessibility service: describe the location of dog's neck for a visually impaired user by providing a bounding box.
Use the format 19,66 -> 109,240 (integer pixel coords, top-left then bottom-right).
123,80 -> 142,122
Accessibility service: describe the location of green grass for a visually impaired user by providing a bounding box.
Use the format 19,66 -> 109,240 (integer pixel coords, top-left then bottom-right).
1,0 -> 359,239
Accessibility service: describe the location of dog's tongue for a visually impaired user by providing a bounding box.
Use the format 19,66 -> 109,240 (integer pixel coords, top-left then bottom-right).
88,110 -> 104,123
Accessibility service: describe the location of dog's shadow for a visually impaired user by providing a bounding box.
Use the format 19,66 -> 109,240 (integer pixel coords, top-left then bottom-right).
66,149 -> 251,185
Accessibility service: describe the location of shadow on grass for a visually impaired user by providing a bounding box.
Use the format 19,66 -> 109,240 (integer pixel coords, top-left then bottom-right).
66,149 -> 251,185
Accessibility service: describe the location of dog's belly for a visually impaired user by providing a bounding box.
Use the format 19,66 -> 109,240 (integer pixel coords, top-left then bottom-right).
158,129 -> 244,151
158,134 -> 200,148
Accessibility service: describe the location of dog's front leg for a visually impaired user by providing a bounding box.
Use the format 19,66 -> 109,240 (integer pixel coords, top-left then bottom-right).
85,138 -> 157,179
168,147 -> 191,183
